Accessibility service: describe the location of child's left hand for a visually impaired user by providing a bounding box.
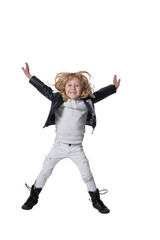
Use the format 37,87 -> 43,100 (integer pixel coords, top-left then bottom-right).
113,75 -> 121,89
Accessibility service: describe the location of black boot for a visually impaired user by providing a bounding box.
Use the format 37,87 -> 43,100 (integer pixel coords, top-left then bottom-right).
89,189 -> 110,214
22,184 -> 42,210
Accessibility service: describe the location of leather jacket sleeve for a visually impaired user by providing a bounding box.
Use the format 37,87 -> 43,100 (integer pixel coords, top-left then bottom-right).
92,84 -> 116,104
29,76 -> 57,101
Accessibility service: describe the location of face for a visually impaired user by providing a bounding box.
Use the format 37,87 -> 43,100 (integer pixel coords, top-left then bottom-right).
65,77 -> 83,100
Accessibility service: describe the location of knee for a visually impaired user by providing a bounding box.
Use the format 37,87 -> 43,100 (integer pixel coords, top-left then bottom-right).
41,169 -> 52,180
82,174 -> 94,183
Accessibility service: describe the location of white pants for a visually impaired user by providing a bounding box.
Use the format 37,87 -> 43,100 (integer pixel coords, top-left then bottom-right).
34,140 -> 97,192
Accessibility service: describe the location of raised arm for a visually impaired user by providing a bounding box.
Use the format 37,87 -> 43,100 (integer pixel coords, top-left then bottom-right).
92,75 -> 120,104
22,63 -> 56,101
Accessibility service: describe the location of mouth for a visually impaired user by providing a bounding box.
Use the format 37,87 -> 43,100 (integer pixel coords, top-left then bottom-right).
69,92 -> 77,94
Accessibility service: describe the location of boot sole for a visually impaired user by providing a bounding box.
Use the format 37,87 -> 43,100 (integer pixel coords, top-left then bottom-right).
93,206 -> 110,214
21,206 -> 33,210
21,203 -> 37,210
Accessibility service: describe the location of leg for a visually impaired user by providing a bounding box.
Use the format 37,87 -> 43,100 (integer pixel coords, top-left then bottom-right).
35,141 -> 67,188
69,145 -> 110,214
22,141 -> 67,210
68,145 -> 97,192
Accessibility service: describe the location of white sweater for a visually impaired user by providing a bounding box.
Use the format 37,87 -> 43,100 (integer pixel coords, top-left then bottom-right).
55,99 -> 88,144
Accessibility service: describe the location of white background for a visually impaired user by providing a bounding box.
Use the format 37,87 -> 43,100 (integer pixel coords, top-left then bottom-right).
0,0 -> 160,239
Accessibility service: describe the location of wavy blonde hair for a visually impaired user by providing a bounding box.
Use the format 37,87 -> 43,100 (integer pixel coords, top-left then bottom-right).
54,71 -> 94,101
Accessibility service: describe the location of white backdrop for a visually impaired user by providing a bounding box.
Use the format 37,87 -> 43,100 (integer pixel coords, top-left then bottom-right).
0,0 -> 160,239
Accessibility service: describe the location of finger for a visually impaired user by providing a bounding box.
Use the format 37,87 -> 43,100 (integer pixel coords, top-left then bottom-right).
25,63 -> 30,72
114,75 -> 117,83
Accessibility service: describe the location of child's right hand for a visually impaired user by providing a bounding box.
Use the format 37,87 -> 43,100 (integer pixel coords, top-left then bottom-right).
22,63 -> 32,79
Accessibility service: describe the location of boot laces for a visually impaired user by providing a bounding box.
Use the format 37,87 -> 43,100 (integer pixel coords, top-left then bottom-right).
25,183 -> 31,191
89,189 -> 108,201
99,189 -> 108,195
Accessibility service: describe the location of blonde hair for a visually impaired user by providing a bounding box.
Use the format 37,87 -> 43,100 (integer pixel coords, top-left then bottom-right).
54,71 -> 94,101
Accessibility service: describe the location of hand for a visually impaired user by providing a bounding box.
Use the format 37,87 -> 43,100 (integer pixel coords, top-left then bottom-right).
22,63 -> 32,79
113,75 -> 120,89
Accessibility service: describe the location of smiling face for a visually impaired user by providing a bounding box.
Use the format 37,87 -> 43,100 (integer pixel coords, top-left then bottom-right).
65,77 -> 83,100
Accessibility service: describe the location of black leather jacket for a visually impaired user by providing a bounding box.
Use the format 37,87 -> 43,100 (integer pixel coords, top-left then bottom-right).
29,76 -> 116,131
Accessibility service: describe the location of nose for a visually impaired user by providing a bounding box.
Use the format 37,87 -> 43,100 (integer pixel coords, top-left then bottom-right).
71,85 -> 76,90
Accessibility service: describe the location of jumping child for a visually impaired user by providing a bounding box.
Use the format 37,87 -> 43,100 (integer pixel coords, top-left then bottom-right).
21,63 -> 120,214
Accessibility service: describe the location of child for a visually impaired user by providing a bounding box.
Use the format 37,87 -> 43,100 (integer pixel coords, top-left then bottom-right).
21,63 -> 120,214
